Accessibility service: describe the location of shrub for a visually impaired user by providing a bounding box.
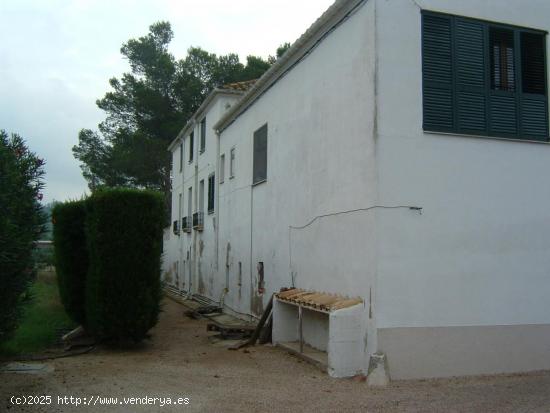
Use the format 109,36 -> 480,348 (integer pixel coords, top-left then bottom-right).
85,188 -> 164,342
52,200 -> 89,326
0,130 -> 45,342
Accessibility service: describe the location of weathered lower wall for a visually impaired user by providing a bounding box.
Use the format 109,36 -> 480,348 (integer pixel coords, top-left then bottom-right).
379,324 -> 550,380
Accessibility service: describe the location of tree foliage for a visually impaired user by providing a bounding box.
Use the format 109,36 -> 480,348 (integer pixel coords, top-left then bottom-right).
0,130 -> 45,341
73,21 -> 287,217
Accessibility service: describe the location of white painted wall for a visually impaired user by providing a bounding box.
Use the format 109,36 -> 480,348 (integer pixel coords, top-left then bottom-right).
219,0 -> 377,362
163,92 -> 242,300
375,0 -> 550,329
165,0 -> 550,379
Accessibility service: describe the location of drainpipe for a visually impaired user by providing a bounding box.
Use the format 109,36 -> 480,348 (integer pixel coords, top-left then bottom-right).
215,128 -> 228,308
215,129 -> 220,272
249,184 -> 254,309
186,120 -> 196,299
193,125 -> 199,297
180,135 -> 185,295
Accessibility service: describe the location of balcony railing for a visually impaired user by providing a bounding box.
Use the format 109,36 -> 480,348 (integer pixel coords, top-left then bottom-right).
182,216 -> 191,233
192,212 -> 204,231
172,220 -> 180,235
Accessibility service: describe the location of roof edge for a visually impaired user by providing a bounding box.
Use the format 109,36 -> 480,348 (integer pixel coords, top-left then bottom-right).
214,0 -> 366,133
167,88 -> 244,152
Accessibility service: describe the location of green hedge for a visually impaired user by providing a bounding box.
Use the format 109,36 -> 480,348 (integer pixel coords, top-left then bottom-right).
52,200 -> 88,326
85,188 -> 164,342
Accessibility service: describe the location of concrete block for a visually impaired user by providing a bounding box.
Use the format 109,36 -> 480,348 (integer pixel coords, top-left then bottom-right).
328,340 -> 363,377
272,299 -> 299,343
367,352 -> 390,386
329,314 -> 362,341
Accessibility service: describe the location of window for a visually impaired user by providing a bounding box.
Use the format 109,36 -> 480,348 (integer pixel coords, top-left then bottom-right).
187,187 -> 192,221
522,32 -> 547,95
422,11 -> 548,141
220,154 -> 225,183
189,132 -> 194,162
200,117 -> 206,153
229,147 -> 236,178
179,143 -> 183,172
208,174 -> 215,214
490,28 -> 515,92
178,193 -> 182,236
253,124 -> 268,184
199,180 -> 205,214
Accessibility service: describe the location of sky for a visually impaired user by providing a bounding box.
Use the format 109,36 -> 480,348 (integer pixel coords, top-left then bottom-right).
0,0 -> 334,204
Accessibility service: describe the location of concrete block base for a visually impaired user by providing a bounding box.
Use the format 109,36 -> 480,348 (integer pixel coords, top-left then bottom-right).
378,324 -> 550,380
367,352 -> 390,386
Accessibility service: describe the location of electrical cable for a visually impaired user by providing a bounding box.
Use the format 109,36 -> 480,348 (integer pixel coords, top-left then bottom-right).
288,204 -> 423,286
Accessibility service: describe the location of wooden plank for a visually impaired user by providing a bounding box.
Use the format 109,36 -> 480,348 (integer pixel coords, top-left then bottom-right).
247,294 -> 274,346
277,288 -> 301,299
296,293 -> 321,306
329,298 -> 363,311
286,292 -> 313,302
316,295 -> 340,305
299,293 -> 324,305
280,290 -> 307,301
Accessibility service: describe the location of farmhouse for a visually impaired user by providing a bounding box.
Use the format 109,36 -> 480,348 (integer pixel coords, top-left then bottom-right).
163,0 -> 550,380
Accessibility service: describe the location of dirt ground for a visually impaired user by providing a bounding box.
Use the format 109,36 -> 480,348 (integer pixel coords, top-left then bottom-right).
2,298 -> 550,413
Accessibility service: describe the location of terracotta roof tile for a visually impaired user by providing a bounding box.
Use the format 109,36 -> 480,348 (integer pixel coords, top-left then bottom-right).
275,288 -> 363,312
220,79 -> 258,92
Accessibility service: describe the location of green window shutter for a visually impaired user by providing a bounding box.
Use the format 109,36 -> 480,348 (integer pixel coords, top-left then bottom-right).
423,11 -> 548,141
253,124 -> 268,184
520,32 -> 548,141
422,13 -> 455,132
521,98 -> 548,139
488,28 -> 518,138
207,174 -> 215,213
455,18 -> 488,134
490,95 -> 518,136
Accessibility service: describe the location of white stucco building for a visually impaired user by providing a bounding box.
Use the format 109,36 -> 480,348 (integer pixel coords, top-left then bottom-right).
163,0 -> 550,380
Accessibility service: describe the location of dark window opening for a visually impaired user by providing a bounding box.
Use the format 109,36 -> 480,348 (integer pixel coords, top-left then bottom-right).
207,174 -> 215,214
490,28 -> 516,92
200,118 -> 206,153
189,132 -> 194,162
253,124 -> 268,184
522,32 -> 546,95
257,262 -> 264,294
230,147 -> 235,178
238,262 -> 242,287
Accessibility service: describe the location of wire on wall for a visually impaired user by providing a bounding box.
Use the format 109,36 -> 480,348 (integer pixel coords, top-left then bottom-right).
288,205 -> 423,287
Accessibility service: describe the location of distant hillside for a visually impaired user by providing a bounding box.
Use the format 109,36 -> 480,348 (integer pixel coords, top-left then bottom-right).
41,202 -> 55,240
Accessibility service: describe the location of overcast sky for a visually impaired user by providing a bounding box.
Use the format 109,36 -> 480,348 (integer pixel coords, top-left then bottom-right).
0,0 -> 334,204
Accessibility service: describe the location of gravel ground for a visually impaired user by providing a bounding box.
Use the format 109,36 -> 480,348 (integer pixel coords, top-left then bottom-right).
2,298 -> 550,413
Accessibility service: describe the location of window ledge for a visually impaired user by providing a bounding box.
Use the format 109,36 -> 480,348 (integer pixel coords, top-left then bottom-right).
252,179 -> 267,187
424,130 -> 550,145
208,209 -> 215,215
